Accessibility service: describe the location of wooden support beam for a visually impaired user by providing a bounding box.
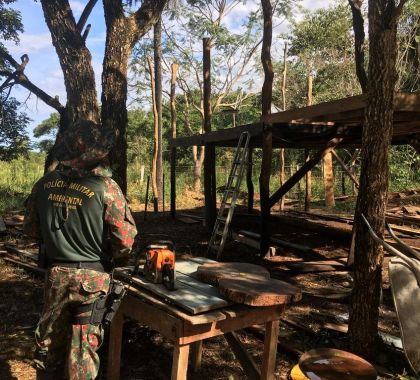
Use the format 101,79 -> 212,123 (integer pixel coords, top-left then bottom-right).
268,138 -> 343,208
246,148 -> 254,213
331,149 -> 360,189
225,332 -> 260,380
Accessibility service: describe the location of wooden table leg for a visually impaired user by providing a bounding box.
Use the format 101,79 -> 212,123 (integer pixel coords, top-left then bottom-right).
191,340 -> 203,372
261,320 -> 280,380
171,343 -> 190,380
107,309 -> 124,380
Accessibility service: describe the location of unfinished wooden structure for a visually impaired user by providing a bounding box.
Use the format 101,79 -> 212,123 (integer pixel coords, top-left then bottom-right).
170,92 -> 420,253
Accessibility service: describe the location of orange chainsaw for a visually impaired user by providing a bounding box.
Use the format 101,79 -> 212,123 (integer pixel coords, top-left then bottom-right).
143,240 -> 176,290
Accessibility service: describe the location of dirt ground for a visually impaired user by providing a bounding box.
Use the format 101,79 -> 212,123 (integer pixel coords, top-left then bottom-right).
0,206 -> 418,379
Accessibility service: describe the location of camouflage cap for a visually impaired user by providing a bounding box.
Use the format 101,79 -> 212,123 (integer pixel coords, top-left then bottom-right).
53,120 -> 115,168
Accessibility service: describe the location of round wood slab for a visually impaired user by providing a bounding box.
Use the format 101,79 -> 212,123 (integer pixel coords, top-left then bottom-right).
299,348 -> 377,380
196,262 -> 270,285
218,277 -> 302,306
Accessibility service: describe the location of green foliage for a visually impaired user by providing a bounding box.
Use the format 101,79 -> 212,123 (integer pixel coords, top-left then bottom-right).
0,97 -> 30,160
33,112 -> 59,152
278,1 -> 360,109
0,0 -> 23,65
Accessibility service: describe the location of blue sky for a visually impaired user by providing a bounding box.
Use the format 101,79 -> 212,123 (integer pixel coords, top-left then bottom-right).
3,0 -> 327,141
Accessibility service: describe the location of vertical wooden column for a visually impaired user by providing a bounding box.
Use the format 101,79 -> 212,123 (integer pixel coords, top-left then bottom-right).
247,148 -> 254,214
203,37 -> 216,230
260,0 -> 274,255
170,63 -> 178,218
261,320 -> 280,380
304,149 -> 311,212
323,152 -> 335,208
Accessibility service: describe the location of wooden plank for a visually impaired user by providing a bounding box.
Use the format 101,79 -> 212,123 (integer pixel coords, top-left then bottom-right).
232,232 -> 260,249
225,332 -> 260,380
115,268 -> 228,314
239,230 -> 313,253
196,262 -> 270,286
283,260 -> 347,273
218,277 -> 302,306
176,273 -> 230,306
263,94 -> 367,124
181,304 -> 285,344
261,320 -> 280,380
331,149 -> 360,188
171,344 -> 190,380
124,284 -> 228,326
2,257 -> 45,275
264,92 -> 420,125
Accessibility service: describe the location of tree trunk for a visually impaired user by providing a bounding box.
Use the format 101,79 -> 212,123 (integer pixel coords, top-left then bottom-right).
101,0 -> 131,194
348,0 -> 368,93
170,63 -> 178,218
323,151 -> 335,207
101,0 -> 166,194
260,0 -> 274,255
278,41 -> 287,211
203,37 -> 216,230
154,17 -> 163,201
40,0 -> 99,127
349,0 -> 405,359
147,55 -> 159,212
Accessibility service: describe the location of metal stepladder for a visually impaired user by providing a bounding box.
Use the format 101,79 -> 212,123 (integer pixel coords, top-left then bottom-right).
207,131 -> 251,260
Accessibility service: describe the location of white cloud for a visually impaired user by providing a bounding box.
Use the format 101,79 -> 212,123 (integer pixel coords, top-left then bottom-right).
69,1 -> 86,16
5,33 -> 53,55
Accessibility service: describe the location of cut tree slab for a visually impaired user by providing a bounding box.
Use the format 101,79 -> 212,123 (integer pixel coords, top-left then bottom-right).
196,262 -> 270,285
218,277 -> 302,306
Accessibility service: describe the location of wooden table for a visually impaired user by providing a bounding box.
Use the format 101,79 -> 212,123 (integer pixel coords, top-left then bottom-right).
107,285 -> 291,380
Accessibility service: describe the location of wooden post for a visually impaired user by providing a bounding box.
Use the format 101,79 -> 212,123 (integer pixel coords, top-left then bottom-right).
260,0 -> 274,256
261,320 -> 280,380
305,74 -> 313,212
203,37 -> 216,231
323,151 -> 335,208
107,309 -> 124,380
170,63 -> 178,219
247,148 -> 254,214
304,149 -> 311,212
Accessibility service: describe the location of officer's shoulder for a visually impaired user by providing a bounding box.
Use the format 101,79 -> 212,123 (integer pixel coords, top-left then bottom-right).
103,177 -> 124,194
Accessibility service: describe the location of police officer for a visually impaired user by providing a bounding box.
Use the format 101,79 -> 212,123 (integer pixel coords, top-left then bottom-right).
24,120 -> 138,380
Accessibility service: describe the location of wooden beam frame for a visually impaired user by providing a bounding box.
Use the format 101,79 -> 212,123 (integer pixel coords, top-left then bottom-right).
331,149 -> 360,189
268,138 -> 343,209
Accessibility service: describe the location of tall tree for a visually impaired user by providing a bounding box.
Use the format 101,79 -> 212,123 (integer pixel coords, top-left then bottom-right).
0,0 -> 167,192
154,17 -> 164,205
349,0 -> 408,359
0,0 -> 30,160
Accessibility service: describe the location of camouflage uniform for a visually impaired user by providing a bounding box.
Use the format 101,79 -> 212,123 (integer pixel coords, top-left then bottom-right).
24,120 -> 137,380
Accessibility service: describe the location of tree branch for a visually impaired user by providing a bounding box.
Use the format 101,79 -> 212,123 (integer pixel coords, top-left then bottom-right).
131,0 -> 168,45
0,54 -> 64,111
76,0 -> 98,32
348,0 -> 368,93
